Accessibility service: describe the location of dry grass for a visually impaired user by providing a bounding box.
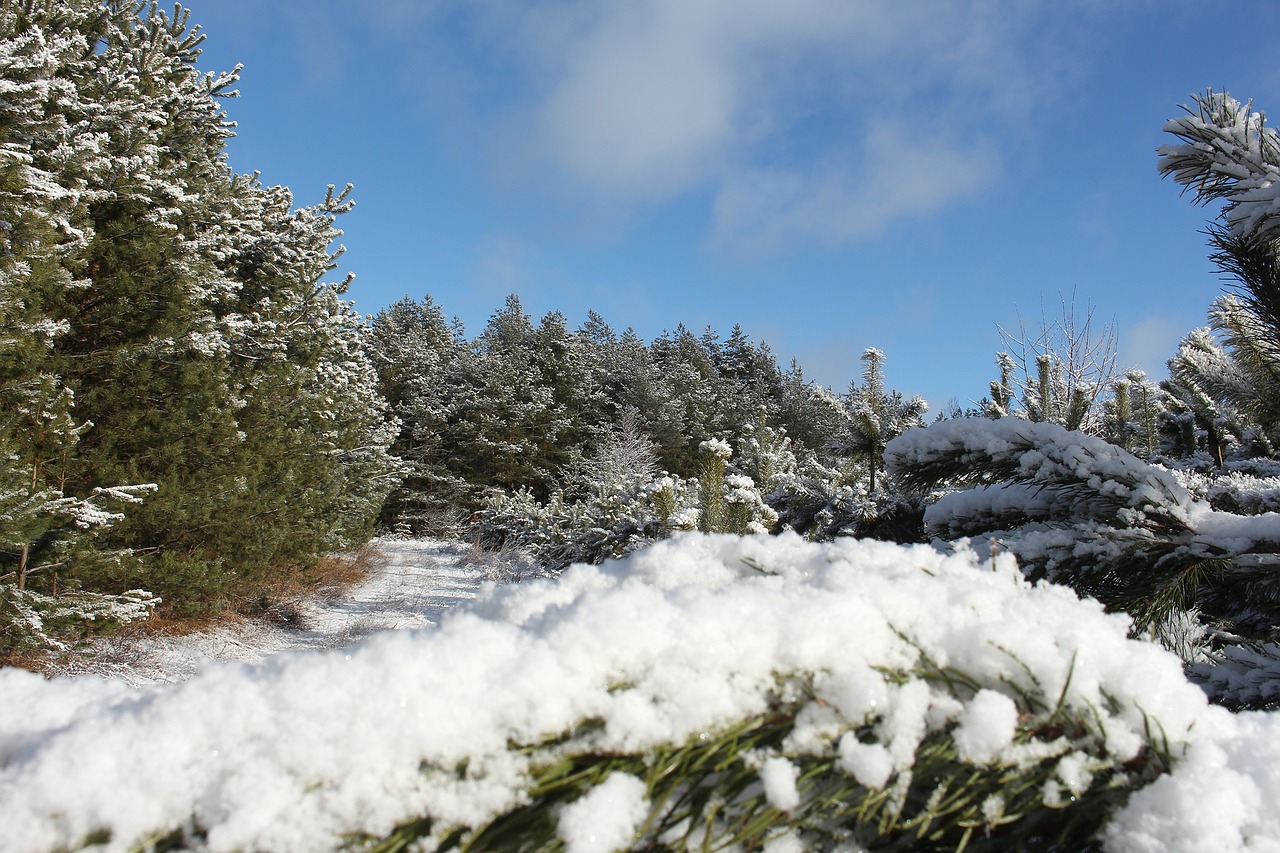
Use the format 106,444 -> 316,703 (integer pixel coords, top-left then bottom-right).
8,542 -> 390,672
230,541 -> 388,622
458,539 -> 547,584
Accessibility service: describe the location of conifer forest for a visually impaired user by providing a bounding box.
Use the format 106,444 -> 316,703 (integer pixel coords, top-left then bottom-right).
3,3 -> 1280,851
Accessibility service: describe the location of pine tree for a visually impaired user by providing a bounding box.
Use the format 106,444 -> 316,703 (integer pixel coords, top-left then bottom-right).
0,0 -> 157,599
1104,370 -> 1164,458
0,1 -> 398,611
823,348 -> 927,493
1157,90 -> 1280,465
367,296 -> 472,531
884,417 -> 1280,635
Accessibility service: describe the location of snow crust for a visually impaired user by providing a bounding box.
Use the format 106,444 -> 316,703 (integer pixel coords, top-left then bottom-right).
1,533 -> 1277,851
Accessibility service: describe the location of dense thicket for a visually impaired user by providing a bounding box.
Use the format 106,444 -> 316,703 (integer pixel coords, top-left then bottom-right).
0,0 -> 398,627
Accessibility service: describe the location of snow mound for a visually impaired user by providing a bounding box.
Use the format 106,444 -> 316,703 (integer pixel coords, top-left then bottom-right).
0,533 -> 1275,851
1104,706 -> 1280,851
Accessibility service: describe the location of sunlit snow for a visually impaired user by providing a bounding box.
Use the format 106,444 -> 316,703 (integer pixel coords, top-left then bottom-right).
1,534 -> 1278,851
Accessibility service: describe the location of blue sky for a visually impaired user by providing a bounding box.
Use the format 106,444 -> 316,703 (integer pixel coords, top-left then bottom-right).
189,1 -> 1280,409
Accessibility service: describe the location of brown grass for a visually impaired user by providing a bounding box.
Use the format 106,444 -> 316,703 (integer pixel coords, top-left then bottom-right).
3,542 -> 391,675
228,540 -> 389,623
75,543 -> 386,644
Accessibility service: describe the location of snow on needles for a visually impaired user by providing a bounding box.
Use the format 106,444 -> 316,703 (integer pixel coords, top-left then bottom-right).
1,533 -> 1277,850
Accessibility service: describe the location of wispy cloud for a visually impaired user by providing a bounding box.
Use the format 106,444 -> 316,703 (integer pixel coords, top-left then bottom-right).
710,126 -> 999,252
361,0 -> 1099,253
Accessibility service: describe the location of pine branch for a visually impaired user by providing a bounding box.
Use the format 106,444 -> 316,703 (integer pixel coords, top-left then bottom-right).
1159,90 -> 1280,241
885,419 -> 1194,532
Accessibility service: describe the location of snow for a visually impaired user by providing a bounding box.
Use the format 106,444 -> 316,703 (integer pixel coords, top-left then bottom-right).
759,755 -> 801,812
2,533 -> 1279,850
838,737 -> 894,789
1104,706 -> 1280,852
951,688 -> 1018,765
556,772 -> 648,853
46,538 -> 487,685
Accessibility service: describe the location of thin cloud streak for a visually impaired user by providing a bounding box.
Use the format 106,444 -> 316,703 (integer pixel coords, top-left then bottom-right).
710,127 -> 1001,252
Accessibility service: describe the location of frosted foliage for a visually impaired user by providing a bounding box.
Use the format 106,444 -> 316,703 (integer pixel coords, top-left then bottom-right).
886,417 -> 1280,622
1159,91 -> 1280,242
556,772 -> 648,853
4,533 -> 1273,849
699,437 -> 732,459
1191,640 -> 1280,709
887,417 -> 1195,528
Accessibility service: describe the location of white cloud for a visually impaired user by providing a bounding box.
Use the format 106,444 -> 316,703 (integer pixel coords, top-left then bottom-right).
710,126 -> 999,252
364,0 -> 1100,252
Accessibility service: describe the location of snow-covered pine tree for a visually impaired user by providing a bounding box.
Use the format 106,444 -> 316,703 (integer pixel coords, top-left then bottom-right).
0,1 -> 398,612
1104,370 -> 1165,458
445,296 -> 573,498
530,309 -> 611,479
367,295 -> 473,532
736,406 -> 797,498
821,347 -> 927,494
884,417 -> 1280,639
558,407 -> 659,502
1160,326 -> 1257,465
1157,91 -> 1280,461
649,325 -> 731,472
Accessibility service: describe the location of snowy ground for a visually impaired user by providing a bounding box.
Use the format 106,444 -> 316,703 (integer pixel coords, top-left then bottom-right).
44,538 -> 537,687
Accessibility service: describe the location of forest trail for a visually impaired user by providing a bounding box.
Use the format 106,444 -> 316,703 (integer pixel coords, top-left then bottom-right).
45,538 -> 535,687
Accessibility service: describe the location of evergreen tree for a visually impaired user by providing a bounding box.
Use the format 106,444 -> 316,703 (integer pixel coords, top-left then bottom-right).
884,417 -> 1280,636
368,295 -> 470,531
1157,90 -> 1280,466
0,1 -> 398,611
1104,370 -> 1164,458
820,348 -> 927,493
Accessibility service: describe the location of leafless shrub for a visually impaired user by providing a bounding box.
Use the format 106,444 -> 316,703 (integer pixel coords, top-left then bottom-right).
993,290 -> 1123,433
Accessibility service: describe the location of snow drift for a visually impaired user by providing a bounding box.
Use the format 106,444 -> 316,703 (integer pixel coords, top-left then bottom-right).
1,533 -> 1276,851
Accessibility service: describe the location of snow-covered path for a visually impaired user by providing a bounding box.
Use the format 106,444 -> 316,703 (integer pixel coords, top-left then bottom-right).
47,538 -> 524,687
